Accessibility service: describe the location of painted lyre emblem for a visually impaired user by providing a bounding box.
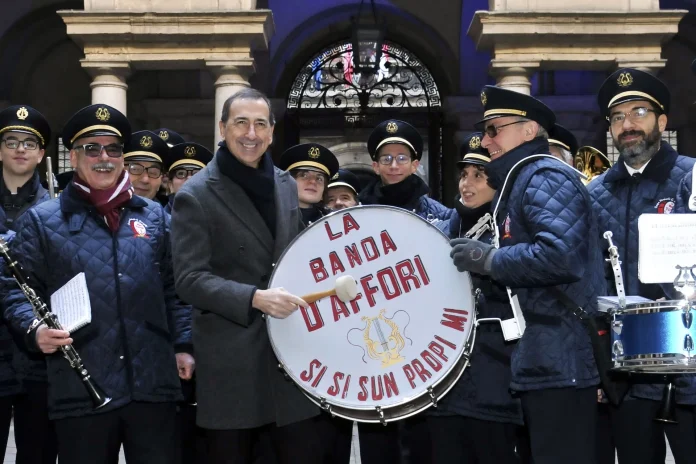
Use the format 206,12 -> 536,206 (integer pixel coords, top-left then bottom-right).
362,309 -> 405,368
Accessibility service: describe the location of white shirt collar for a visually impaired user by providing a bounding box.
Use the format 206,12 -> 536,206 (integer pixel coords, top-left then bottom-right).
624,158 -> 651,176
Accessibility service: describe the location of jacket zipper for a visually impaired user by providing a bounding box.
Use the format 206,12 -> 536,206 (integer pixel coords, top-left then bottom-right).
623,175 -> 639,293
111,210 -> 135,395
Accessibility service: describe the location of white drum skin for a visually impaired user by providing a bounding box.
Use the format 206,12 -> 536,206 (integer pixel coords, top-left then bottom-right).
267,206 -> 476,423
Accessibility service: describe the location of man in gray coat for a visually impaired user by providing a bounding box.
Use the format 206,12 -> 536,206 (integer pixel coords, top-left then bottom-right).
170,88 -> 323,464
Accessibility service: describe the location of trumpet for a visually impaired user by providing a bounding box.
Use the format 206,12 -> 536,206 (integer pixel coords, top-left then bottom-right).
0,238 -> 111,409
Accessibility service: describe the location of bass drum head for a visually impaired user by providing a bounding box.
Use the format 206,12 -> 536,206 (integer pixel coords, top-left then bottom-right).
267,205 -> 476,423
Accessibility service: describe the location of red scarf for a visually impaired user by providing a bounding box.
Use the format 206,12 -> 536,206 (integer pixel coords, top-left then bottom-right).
73,171 -> 134,232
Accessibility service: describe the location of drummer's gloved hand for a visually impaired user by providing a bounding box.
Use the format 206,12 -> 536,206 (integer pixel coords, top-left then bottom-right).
450,238 -> 497,276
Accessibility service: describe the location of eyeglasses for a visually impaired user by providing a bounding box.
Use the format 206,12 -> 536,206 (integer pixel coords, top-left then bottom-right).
295,170 -> 326,185
127,163 -> 162,179
2,139 -> 39,150
378,154 -> 412,166
74,143 -> 123,158
172,168 -> 201,180
608,107 -> 656,126
483,120 -> 525,139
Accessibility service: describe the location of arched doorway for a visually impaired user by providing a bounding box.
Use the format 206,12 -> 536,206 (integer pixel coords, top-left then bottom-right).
284,40 -> 443,197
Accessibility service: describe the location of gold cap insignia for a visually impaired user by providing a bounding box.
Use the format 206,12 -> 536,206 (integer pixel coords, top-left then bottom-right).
469,136 -> 481,149
308,146 -> 321,159
95,107 -> 111,122
331,172 -> 339,180
386,122 -> 398,134
184,146 -> 197,157
480,91 -> 487,106
159,130 -> 169,141
140,136 -> 153,149
16,107 -> 28,121
617,72 -> 633,88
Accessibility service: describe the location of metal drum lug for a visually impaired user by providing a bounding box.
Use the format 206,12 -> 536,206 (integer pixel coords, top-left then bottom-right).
427,386 -> 438,408
612,320 -> 623,336
612,340 -> 624,357
375,406 -> 386,426
685,334 -> 694,353
683,311 -> 693,329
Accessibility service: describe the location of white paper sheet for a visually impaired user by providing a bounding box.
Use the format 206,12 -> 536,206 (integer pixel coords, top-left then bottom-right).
638,214 -> 696,284
50,272 -> 92,333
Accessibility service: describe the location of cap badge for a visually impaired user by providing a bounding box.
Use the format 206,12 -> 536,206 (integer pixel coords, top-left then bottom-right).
95,107 -> 111,122
16,107 -> 28,121
140,136 -> 153,149
480,91 -> 487,106
331,172 -> 339,180
159,130 -> 169,141
184,146 -> 197,157
308,146 -> 321,159
386,122 -> 398,134
617,72 -> 633,88
469,136 -> 481,149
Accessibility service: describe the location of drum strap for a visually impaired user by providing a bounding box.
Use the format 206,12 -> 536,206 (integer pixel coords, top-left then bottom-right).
689,162 -> 696,212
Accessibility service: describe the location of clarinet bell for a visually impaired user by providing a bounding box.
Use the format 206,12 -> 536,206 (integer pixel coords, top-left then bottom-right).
655,382 -> 678,424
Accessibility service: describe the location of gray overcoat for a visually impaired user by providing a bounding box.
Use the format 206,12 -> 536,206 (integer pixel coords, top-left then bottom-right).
170,155 -> 319,429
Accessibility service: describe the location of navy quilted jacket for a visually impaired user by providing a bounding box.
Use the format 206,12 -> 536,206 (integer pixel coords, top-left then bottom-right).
0,212 -> 20,398
486,138 -> 603,392
431,206 -> 523,425
2,184 -> 191,419
589,143 -> 696,404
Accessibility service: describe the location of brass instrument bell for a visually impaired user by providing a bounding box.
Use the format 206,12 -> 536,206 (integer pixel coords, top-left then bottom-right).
574,146 -> 612,185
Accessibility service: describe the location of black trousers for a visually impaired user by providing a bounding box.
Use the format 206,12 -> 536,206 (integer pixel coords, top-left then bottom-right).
55,401 -> 178,464
0,381 -> 58,464
607,398 -> 696,464
357,415 -> 432,464
427,415 -> 520,464
520,387 -> 597,464
178,404 -> 209,464
205,416 -> 329,464
315,413 -> 352,464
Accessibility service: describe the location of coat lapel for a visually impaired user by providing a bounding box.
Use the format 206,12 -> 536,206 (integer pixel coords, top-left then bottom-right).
206,159 -> 274,255
272,169 -> 296,262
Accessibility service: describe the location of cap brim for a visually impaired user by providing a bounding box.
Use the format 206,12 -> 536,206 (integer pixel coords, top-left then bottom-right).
327,182 -> 358,194
457,159 -> 487,168
124,153 -> 163,163
290,165 -> 328,175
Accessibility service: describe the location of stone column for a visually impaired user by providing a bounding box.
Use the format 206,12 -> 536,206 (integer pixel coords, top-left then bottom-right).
208,63 -> 253,145
490,64 -> 539,95
82,62 -> 131,114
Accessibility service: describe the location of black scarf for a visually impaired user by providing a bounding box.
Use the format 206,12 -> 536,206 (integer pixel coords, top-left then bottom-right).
0,170 -> 41,225
359,174 -> 430,209
450,196 -> 491,238
485,137 -> 550,191
216,142 -> 277,237
301,205 -> 327,226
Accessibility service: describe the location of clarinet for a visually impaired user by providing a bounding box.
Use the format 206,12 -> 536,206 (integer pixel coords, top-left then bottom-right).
0,238 -> 111,409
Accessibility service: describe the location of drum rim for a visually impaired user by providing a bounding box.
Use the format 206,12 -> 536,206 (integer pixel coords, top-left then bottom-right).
265,204 -> 476,421
615,300 -> 693,315
613,353 -> 696,374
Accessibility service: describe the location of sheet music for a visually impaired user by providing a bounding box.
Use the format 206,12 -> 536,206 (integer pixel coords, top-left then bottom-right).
50,273 -> 92,333
638,214 -> 696,284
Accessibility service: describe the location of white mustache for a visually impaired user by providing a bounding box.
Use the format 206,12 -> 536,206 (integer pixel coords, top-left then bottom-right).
92,162 -> 115,171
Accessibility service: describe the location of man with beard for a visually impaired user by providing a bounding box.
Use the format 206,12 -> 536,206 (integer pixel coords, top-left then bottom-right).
326,169 -> 361,211
2,103 -> 193,463
452,85 -> 604,464
124,130 -> 168,200
588,68 -> 696,464
0,105 -> 58,464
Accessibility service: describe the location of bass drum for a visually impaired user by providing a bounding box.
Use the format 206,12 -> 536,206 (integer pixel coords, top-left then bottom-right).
267,205 -> 476,423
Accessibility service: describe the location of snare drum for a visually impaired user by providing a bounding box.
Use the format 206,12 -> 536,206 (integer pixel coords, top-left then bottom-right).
267,205 -> 476,423
612,300 -> 696,374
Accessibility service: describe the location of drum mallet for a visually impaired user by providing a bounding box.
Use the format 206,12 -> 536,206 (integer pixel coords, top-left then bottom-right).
301,275 -> 358,304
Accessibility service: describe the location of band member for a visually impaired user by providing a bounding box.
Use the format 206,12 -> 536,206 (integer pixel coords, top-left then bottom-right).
163,142 -> 213,214
2,103 -> 194,464
170,88 -> 325,464
548,124 -> 578,166
278,143 -> 339,225
355,119 -> 451,464
156,129 -> 186,204
450,86 -> 604,464
589,68 -> 696,464
124,130 -> 169,200
429,132 -> 522,464
326,169 -> 361,211
359,119 -> 451,222
0,105 -> 58,464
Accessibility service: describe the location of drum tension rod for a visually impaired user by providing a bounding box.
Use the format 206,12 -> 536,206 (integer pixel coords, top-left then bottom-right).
375,406 -> 386,426
277,363 -> 290,380
319,397 -> 333,416
427,386 -> 438,408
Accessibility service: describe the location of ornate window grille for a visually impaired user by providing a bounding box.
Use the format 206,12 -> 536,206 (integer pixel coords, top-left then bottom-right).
287,41 -> 441,111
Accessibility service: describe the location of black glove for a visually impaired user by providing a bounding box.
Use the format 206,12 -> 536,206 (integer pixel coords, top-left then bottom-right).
450,238 -> 497,275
